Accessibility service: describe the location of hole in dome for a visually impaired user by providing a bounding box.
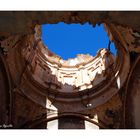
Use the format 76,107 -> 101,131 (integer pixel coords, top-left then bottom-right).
41,22 -> 116,60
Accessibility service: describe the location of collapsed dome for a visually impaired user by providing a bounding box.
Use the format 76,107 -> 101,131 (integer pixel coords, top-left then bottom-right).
0,13 -> 130,114
36,44 -> 115,92
31,23 -> 116,93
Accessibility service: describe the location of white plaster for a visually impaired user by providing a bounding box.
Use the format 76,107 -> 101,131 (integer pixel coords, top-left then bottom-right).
85,121 -> 99,129
47,120 -> 58,129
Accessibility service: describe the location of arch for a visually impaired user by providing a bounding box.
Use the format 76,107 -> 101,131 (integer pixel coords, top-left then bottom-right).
21,112 -> 107,129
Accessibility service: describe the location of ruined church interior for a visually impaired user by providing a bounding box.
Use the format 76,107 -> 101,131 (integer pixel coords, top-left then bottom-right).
0,11 -> 140,129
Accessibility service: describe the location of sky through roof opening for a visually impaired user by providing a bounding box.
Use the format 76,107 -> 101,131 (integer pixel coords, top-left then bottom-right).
41,22 -> 116,60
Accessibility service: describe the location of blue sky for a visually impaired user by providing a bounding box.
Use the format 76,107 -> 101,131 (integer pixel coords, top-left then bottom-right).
41,22 -> 116,60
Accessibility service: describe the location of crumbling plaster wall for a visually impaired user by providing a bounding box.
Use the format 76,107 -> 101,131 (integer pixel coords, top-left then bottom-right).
0,12 -> 140,128
0,12 -> 140,36
124,56 -> 140,128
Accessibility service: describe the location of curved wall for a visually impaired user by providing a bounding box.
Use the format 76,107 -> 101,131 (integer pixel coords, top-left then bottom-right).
1,12 -> 140,128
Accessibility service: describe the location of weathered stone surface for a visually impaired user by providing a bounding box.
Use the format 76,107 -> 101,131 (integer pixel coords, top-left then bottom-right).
0,12 -> 140,36
0,11 -> 140,129
124,56 -> 140,128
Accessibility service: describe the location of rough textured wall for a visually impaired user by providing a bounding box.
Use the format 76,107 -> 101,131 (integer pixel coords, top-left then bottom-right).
12,93 -> 47,128
125,56 -> 140,128
0,12 -> 140,36
0,11 -> 140,129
